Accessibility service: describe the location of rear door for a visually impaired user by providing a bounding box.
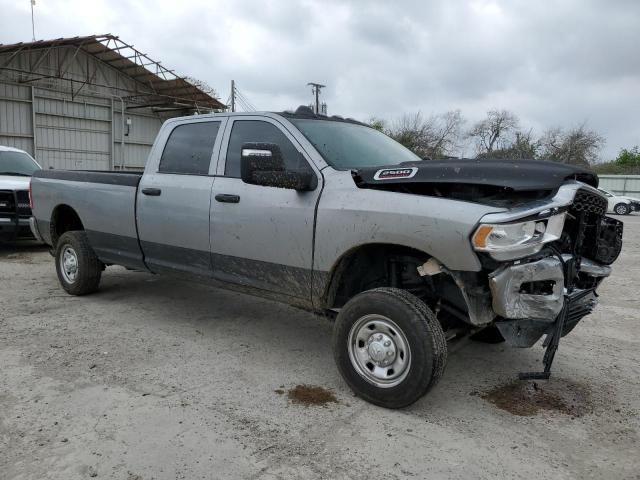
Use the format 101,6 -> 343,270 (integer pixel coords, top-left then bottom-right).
210,116 -> 322,299
137,118 -> 225,277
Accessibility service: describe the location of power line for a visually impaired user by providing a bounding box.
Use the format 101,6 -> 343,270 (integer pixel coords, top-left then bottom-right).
228,80 -> 257,112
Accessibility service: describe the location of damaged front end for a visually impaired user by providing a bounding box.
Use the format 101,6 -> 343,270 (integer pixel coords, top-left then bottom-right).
488,256 -> 609,347
472,183 -> 622,375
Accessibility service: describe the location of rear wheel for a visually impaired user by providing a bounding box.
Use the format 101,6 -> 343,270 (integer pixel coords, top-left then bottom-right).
55,231 -> 102,295
614,203 -> 629,215
332,287 -> 447,409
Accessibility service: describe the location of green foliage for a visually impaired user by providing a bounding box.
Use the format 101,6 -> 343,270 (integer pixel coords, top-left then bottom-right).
368,117 -> 386,132
592,146 -> 640,174
615,146 -> 640,166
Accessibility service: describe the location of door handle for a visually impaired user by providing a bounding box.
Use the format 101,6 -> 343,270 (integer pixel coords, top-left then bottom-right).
215,193 -> 240,203
142,188 -> 162,196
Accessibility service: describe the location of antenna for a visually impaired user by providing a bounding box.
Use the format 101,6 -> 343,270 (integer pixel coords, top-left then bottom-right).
30,0 -> 36,41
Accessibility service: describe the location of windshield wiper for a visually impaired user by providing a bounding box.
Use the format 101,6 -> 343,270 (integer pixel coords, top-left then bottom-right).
0,172 -> 31,177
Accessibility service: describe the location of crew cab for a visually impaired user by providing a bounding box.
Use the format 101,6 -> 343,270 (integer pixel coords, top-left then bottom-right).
0,146 -> 41,242
30,108 -> 623,408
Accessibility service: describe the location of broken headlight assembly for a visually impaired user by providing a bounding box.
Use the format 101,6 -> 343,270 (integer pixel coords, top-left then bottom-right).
471,213 -> 566,261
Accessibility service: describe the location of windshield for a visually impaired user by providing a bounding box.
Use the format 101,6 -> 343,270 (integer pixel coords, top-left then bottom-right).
0,151 -> 41,176
289,119 -> 421,169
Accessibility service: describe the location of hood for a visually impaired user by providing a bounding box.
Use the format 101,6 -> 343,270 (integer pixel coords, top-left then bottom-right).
0,175 -> 31,191
352,159 -> 598,208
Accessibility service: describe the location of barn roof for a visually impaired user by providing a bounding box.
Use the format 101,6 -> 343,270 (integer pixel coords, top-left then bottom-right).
0,34 -> 226,111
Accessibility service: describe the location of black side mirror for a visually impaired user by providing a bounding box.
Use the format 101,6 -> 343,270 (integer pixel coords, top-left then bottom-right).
240,142 -> 316,191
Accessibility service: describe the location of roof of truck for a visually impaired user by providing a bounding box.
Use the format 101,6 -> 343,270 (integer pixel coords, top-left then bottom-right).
0,145 -> 29,153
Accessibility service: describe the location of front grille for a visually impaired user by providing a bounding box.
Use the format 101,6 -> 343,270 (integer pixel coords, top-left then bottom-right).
572,189 -> 608,216
556,188 -> 622,266
0,190 -> 15,215
0,190 -> 31,218
15,190 -> 31,216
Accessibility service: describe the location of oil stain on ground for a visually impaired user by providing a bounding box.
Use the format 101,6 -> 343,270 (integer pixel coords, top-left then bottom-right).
482,379 -> 592,417
286,384 -> 338,407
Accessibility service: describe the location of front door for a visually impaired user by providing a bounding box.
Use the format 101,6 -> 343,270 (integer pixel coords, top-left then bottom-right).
137,119 -> 224,277
210,117 -> 322,300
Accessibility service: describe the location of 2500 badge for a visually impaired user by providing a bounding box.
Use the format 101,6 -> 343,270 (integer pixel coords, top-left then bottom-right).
373,167 -> 418,180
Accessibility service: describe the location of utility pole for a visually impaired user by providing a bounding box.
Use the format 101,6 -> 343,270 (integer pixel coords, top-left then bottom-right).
307,82 -> 325,114
230,79 -> 235,112
30,0 -> 36,41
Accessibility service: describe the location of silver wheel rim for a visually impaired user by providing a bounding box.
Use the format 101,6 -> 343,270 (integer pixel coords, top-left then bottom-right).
615,205 -> 626,214
60,246 -> 79,284
347,314 -> 411,388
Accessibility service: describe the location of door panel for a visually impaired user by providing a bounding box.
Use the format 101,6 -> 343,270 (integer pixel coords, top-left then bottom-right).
137,174 -> 214,276
210,117 -> 322,299
210,177 -> 319,296
137,119 -> 223,276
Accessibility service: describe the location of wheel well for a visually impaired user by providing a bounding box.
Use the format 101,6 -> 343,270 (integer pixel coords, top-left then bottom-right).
323,243 -> 479,332
50,204 -> 84,247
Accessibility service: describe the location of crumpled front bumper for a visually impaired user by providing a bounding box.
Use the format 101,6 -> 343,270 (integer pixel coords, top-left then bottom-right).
488,255 -> 611,347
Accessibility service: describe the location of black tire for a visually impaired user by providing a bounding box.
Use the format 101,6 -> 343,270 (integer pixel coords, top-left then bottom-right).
55,231 -> 102,295
332,287 -> 447,409
470,325 -> 506,344
614,203 -> 629,215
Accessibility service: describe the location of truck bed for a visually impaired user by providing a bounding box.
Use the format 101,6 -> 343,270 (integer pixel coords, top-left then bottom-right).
31,169 -> 146,270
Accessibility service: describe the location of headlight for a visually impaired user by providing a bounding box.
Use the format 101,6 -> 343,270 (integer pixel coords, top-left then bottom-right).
471,213 -> 566,261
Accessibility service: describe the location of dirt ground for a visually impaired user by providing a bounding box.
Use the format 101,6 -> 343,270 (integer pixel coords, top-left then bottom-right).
1,216 -> 639,480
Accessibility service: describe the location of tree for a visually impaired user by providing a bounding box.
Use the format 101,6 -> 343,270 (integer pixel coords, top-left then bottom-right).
368,117 -> 386,132
386,110 -> 465,159
477,129 -> 540,160
615,146 -> 640,167
540,124 -> 604,166
468,110 -> 519,156
592,146 -> 640,174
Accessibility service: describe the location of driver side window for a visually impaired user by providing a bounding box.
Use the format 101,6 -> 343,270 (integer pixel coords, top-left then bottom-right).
225,120 -> 310,177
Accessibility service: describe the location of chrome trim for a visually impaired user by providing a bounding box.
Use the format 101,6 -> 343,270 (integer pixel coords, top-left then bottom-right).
561,255 -> 612,278
479,182 -> 606,224
29,216 -> 44,242
489,257 -> 565,321
241,148 -> 273,157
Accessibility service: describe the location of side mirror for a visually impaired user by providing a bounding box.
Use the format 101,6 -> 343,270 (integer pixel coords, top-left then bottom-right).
240,142 -> 316,191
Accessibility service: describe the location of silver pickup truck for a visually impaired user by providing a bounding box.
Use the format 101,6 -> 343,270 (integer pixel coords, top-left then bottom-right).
30,107 -> 623,408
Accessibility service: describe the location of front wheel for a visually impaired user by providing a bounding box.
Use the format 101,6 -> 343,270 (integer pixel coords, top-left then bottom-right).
614,203 -> 629,215
55,231 -> 102,295
332,288 -> 447,409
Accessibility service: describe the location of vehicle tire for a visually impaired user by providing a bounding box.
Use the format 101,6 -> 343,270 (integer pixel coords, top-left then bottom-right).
614,203 -> 629,215
332,287 -> 447,409
470,325 -> 506,344
55,231 -> 102,295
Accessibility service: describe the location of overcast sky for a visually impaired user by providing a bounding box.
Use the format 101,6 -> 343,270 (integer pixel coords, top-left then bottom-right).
1,0 -> 638,160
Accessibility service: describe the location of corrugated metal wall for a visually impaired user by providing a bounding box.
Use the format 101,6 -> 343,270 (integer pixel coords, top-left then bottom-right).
599,175 -> 640,196
0,47 -> 179,171
0,82 -> 34,154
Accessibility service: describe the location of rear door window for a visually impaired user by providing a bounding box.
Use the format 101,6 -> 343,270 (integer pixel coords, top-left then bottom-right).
159,121 -> 220,175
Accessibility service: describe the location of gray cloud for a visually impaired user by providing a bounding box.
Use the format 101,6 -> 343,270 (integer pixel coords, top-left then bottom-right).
1,0 -> 637,159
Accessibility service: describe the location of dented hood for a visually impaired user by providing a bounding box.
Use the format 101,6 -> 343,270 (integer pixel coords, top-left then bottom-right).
353,159 -> 598,191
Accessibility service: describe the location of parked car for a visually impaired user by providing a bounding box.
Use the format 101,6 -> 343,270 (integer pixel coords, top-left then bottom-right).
598,188 -> 640,215
29,107 -> 623,408
0,145 -> 41,242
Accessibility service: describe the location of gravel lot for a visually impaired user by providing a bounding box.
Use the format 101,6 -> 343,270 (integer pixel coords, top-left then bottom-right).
1,216 -> 639,480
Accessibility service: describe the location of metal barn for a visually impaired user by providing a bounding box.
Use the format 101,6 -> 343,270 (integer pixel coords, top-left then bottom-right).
0,34 -> 225,170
